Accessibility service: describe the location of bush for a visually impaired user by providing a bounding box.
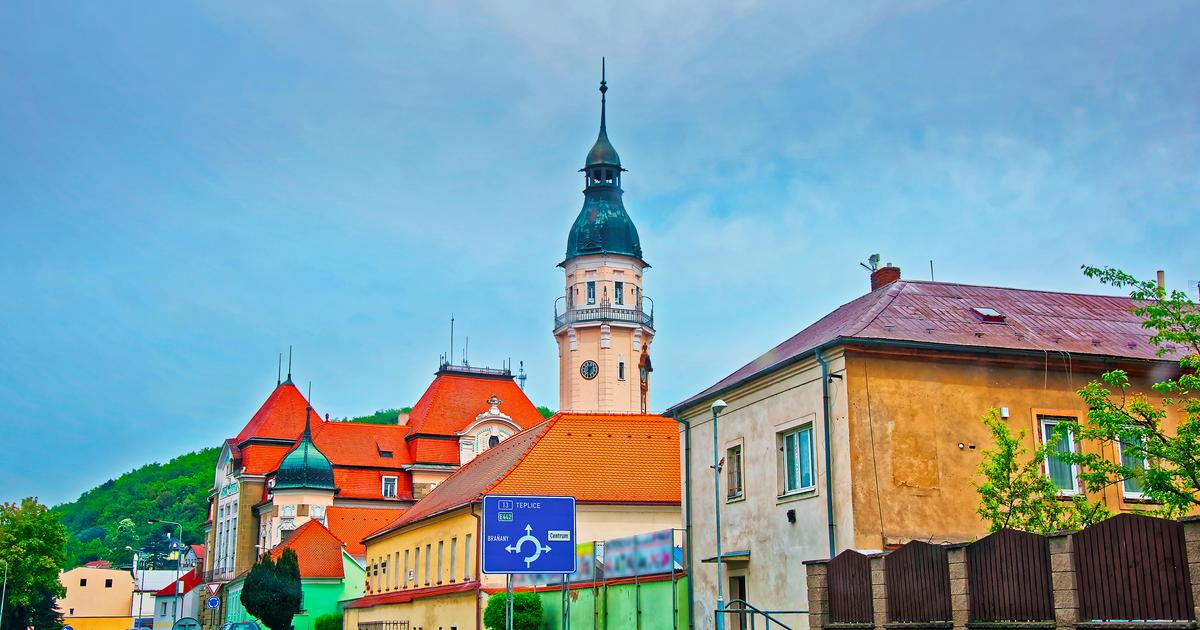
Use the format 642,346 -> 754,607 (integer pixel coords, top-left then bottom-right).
483,591 -> 543,630
314,613 -> 342,630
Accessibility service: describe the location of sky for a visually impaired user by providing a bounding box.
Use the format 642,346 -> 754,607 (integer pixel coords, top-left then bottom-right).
1,1 -> 1198,506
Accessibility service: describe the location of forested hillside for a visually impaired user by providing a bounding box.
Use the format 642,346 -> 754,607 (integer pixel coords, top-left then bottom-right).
53,448 -> 218,568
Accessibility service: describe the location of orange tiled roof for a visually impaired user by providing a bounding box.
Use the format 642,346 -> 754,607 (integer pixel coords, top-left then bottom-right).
311,422 -> 413,467
241,444 -> 293,475
405,373 -> 544,437
489,413 -> 680,503
365,413 -> 680,542
325,506 -> 407,555
333,468 -> 413,501
366,421 -> 551,539
233,382 -> 323,444
271,520 -> 345,579
408,437 -> 460,465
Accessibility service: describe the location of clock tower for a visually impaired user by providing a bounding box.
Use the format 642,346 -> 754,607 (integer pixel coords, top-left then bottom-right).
554,62 -> 655,413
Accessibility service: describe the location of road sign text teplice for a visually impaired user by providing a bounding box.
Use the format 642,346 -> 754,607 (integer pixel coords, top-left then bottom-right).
481,495 -> 576,574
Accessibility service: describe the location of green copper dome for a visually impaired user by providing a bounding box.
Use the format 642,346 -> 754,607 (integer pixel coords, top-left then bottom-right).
564,64 -> 645,265
274,410 -> 334,491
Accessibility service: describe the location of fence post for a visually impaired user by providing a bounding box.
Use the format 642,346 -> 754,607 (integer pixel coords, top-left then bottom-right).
804,560 -> 830,630
1047,531 -> 1077,630
870,553 -> 888,630
1184,516 -> 1200,624
946,544 -> 969,630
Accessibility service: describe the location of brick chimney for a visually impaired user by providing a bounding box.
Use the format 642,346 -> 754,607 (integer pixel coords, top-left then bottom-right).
871,264 -> 901,291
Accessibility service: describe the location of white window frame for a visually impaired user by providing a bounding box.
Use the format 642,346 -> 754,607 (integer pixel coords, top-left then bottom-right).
1117,434 -> 1151,500
726,443 -> 744,500
382,476 -> 398,498
780,424 -> 816,496
586,281 -> 596,305
614,281 -> 624,305
1039,416 -> 1080,496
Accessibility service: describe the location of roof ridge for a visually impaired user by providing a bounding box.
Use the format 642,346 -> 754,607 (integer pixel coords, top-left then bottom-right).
893,278 -> 1137,301
844,281 -> 907,338
481,416 -> 560,497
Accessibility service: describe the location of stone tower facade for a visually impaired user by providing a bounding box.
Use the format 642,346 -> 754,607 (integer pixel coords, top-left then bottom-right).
554,66 -> 654,413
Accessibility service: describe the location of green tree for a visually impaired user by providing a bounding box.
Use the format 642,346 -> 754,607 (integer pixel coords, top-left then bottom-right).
535,406 -> 555,419
1056,266 -> 1200,517
975,409 -> 1109,533
241,549 -> 302,630
0,498 -> 68,630
313,613 -> 342,630
483,591 -> 543,630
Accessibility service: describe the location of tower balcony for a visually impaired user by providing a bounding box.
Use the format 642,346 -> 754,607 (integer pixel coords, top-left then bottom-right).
554,297 -> 654,332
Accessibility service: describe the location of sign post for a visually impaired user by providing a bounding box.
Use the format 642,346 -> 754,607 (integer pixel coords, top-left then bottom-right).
482,495 -> 576,630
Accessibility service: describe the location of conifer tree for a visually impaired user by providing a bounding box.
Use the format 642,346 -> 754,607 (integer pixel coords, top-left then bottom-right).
241,549 -> 303,630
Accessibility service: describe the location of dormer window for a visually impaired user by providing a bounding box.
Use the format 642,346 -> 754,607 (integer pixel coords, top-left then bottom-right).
971,306 -> 1006,324
378,449 -> 393,459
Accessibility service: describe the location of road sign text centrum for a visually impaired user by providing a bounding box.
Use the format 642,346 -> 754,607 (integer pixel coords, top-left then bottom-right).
481,495 -> 576,574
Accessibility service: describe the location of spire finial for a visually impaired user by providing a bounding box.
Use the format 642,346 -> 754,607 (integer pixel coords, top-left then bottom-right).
277,353 -> 282,387
287,345 -> 293,383
303,381 -> 313,439
599,57 -> 608,132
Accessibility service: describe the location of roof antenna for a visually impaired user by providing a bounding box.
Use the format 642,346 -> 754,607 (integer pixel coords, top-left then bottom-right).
859,253 -> 881,272
287,345 -> 293,383
930,260 -> 935,281
518,361 -> 527,390
449,314 -> 455,366
277,353 -> 282,387
464,336 -> 470,366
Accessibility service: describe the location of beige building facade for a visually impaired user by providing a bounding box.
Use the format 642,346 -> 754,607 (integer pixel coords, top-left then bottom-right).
58,567 -> 135,630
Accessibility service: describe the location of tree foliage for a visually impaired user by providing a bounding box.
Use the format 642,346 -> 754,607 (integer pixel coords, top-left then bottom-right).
483,591 -> 543,630
241,549 -> 303,630
975,409 -> 1110,533
314,613 -> 342,630
1056,266 -> 1200,518
53,448 -> 219,568
342,408 -> 411,424
0,498 -> 68,630
536,406 -> 555,419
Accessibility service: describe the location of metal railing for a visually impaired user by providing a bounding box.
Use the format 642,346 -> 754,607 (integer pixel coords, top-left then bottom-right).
554,305 -> 654,330
716,600 -> 806,629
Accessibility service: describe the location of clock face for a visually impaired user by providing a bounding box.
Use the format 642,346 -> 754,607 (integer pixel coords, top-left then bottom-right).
580,360 -> 599,380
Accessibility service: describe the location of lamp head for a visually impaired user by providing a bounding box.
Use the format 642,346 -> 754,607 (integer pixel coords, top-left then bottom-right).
711,399 -> 728,415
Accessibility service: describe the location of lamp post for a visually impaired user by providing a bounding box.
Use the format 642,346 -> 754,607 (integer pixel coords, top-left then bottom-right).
1,558 -> 9,630
711,399 -> 728,630
126,547 -> 146,628
148,519 -> 183,624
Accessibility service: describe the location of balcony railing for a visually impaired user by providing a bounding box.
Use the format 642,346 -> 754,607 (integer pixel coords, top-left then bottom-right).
554,304 -> 654,330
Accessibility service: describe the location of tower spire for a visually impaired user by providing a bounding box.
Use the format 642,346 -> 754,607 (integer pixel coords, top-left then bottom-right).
303,381 -> 313,439
599,57 -> 607,133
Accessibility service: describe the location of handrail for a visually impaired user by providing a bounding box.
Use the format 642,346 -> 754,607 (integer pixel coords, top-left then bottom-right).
716,599 -> 806,629
553,305 -> 654,330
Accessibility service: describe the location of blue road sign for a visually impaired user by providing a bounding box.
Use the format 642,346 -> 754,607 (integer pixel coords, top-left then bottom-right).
206,597 -> 220,610
481,494 -> 576,574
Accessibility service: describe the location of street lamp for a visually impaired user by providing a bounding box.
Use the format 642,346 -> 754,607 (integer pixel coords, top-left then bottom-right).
126,547 -> 146,628
148,519 -> 184,623
711,399 -> 728,630
1,558 -> 9,630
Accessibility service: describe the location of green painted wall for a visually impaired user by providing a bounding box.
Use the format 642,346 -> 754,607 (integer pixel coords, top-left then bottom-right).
224,553 -> 366,630
537,577 -> 688,630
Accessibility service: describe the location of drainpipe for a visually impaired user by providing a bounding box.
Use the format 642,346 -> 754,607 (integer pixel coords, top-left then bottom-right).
670,412 -> 696,630
814,350 -> 837,558
471,503 -> 481,630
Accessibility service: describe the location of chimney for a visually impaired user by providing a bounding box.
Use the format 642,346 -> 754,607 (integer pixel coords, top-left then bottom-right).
871,263 -> 901,291
1156,270 -> 1165,290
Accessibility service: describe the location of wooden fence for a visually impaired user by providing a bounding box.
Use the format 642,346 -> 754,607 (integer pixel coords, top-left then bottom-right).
805,513 -> 1200,630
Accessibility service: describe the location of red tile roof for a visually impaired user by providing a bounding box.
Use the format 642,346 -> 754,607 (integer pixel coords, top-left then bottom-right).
366,413 -> 680,540
671,279 -> 1172,412
407,437 -> 461,465
241,444 -> 293,475
333,468 -> 413,501
154,568 -> 203,596
233,382 -> 322,445
270,520 -> 346,579
190,545 -> 205,560
311,422 -> 413,467
405,373 -> 544,437
325,507 -> 407,555
343,581 -> 479,608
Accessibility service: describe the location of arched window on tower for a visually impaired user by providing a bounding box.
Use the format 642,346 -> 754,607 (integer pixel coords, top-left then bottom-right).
488,435 -> 500,448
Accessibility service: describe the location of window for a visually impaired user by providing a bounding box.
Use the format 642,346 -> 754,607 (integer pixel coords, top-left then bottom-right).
403,550 -> 410,588
425,544 -> 432,585
379,449 -> 393,458
1119,434 -> 1150,498
413,547 -> 420,586
382,476 -> 398,498
280,504 -> 296,518
105,578 -> 113,588
781,425 -> 815,494
310,504 -> 325,520
587,281 -> 596,305
80,578 -> 87,587
437,541 -> 444,584
449,537 -> 458,583
614,281 -> 624,305
1040,416 -> 1080,494
463,534 -> 472,581
618,356 -> 626,381
161,602 -> 168,616
727,445 -> 744,499
488,435 -> 500,448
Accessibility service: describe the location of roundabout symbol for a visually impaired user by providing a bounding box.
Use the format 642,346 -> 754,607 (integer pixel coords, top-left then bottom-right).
505,524 -> 552,567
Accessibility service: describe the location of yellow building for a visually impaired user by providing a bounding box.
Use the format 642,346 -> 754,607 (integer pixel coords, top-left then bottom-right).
668,265 -> 1193,625
344,412 -> 681,630
58,566 -> 134,630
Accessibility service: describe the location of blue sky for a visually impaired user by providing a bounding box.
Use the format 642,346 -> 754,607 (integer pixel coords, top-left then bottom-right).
1,2 -> 1197,506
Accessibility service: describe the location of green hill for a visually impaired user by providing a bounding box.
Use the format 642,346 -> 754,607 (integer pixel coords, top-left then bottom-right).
53,448 -> 219,568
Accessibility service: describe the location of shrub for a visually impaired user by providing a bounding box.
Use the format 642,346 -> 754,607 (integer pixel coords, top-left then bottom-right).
314,613 -> 342,630
483,591 -> 543,630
